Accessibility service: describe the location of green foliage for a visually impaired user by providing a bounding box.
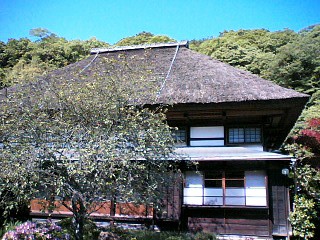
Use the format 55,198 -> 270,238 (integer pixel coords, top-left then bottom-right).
0,220 -> 22,238
30,28 -> 53,38
116,32 -> 176,46
0,29 -> 110,88
1,38 -> 32,68
105,227 -> 216,240
191,29 -> 297,76
290,195 -> 318,239
0,158 -> 33,228
58,218 -> 100,240
285,118 -> 320,239
0,29 -> 177,88
268,25 -> 320,94
0,54 -> 179,239
29,28 -> 58,41
295,165 -> 320,200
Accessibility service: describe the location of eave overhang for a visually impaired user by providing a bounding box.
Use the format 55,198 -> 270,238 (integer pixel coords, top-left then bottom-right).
175,146 -> 292,161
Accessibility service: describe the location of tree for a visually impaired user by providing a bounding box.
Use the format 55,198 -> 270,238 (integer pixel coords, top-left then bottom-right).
0,29 -> 110,89
29,28 -> 56,40
190,29 -> 300,79
0,58 -> 180,240
116,32 -> 175,46
285,118 -> 320,239
267,25 -> 320,94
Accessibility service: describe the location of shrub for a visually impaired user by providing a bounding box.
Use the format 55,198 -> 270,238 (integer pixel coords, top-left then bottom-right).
2,220 -> 70,240
193,232 -> 216,240
58,218 -> 100,240
0,193 -> 30,229
289,195 -> 318,239
165,236 -> 184,240
105,227 -> 216,240
0,221 -> 22,238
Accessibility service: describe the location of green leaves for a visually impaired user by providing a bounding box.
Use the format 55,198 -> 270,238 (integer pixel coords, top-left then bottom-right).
0,30 -> 110,89
0,56 -> 179,239
115,32 -> 175,46
285,118 -> 320,239
290,195 -> 318,239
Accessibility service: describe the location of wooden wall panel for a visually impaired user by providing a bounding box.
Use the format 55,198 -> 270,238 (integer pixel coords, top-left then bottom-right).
185,208 -> 271,237
159,173 -> 182,220
30,199 -> 153,217
267,162 -> 291,237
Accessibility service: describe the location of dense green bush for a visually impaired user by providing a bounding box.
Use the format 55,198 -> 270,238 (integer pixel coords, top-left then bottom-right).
58,218 -> 101,240
0,188 -> 30,229
193,232 -> 216,240
104,226 -> 216,240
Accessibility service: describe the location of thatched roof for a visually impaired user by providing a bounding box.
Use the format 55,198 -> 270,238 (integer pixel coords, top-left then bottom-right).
1,41 -> 308,105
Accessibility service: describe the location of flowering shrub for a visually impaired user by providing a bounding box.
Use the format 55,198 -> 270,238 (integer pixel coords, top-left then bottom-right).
2,220 -> 70,240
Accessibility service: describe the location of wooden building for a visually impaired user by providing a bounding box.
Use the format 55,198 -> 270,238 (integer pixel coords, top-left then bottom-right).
2,41 -> 309,239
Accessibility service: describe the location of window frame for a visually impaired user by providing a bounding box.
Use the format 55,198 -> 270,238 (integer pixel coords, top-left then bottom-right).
172,127 -> 187,146
183,170 -> 268,208
189,126 -> 225,147
227,126 -> 262,144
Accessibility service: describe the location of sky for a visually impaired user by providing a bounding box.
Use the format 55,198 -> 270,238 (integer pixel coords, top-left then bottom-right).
1,0 -> 319,44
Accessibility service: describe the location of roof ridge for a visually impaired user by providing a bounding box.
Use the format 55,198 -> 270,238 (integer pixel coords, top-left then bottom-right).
90,41 -> 189,54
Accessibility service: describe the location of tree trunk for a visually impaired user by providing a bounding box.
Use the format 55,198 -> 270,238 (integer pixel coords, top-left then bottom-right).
72,192 -> 86,240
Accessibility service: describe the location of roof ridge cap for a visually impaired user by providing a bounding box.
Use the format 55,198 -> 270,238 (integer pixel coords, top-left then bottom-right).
90,41 -> 189,54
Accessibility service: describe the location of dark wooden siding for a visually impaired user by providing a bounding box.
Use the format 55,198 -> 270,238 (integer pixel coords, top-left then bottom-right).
158,173 -> 182,220
268,164 -> 291,237
186,208 -> 270,237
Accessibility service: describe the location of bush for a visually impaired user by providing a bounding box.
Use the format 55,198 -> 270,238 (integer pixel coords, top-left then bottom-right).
58,218 -> 100,240
2,220 -> 70,240
165,237 -> 184,240
105,227 -> 216,240
193,232 -> 216,240
0,194 -> 30,229
289,195 -> 318,239
0,220 -> 22,238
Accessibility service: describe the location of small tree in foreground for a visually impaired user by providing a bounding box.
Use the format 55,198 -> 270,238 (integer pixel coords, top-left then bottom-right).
0,59 -> 180,240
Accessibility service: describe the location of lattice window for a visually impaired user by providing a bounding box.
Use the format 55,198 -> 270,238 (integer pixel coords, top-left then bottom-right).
229,127 -> 261,143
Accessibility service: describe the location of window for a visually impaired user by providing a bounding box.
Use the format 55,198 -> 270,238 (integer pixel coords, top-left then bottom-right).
190,126 -> 224,146
204,172 -> 223,205
224,171 -> 245,205
184,172 -> 203,205
183,170 -> 267,207
172,129 -> 187,146
228,127 -> 261,143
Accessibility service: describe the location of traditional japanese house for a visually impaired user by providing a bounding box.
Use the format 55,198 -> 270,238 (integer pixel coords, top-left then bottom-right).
2,41 -> 309,239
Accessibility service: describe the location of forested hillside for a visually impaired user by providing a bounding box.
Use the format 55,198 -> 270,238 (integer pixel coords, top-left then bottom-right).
0,28 -> 110,88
